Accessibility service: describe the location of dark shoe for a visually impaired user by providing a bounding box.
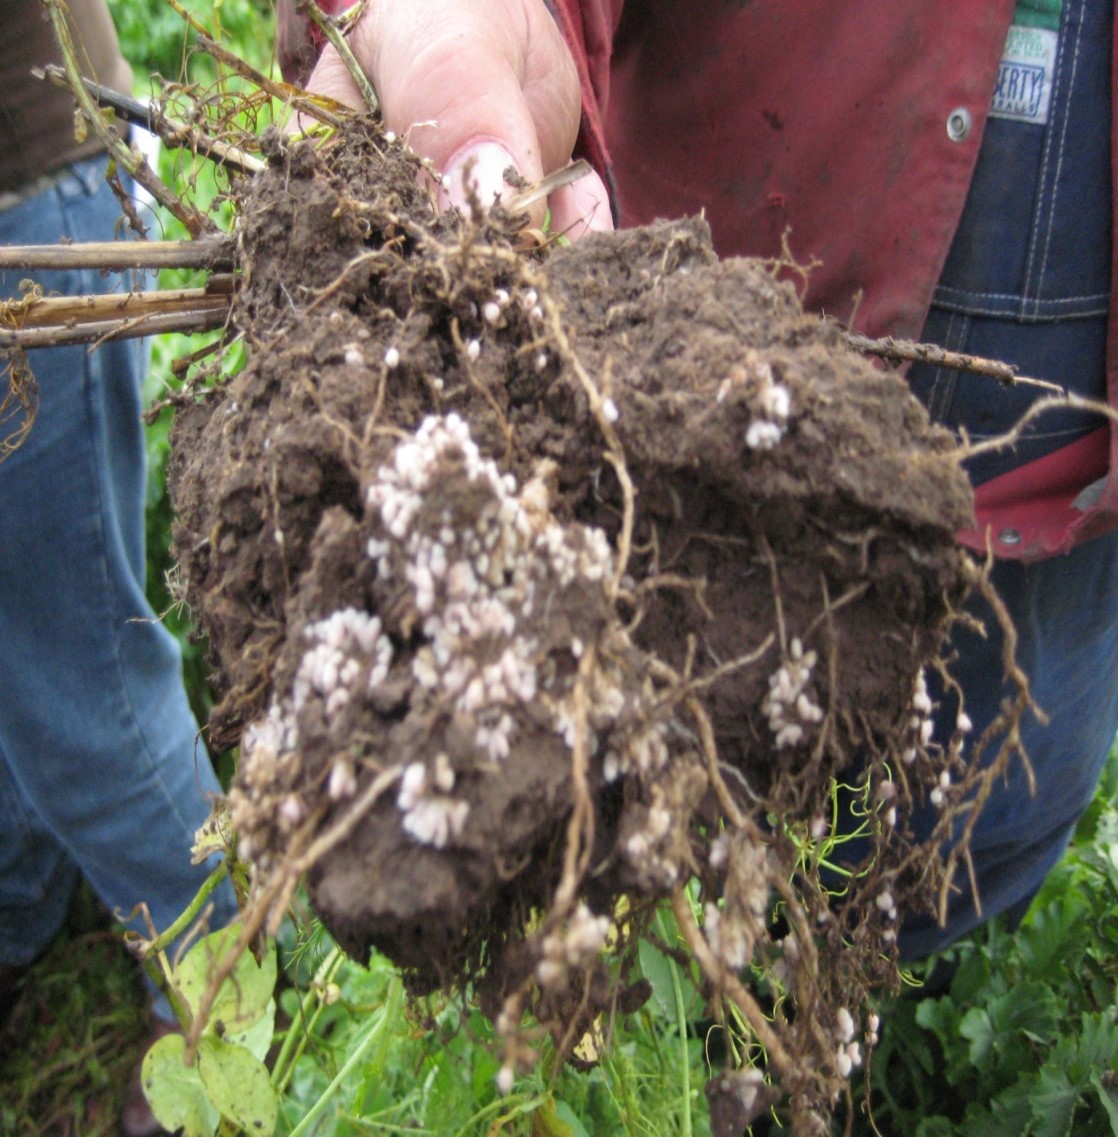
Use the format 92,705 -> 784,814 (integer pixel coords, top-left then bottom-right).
121,1018 -> 180,1137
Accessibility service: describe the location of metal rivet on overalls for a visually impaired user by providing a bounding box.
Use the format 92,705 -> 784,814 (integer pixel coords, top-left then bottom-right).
998,528 -> 1022,546
946,107 -> 973,142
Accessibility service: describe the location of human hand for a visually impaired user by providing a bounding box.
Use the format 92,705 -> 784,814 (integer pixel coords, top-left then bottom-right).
304,0 -> 613,239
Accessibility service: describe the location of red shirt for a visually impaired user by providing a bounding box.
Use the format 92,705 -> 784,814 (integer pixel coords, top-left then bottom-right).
553,0 -> 1117,559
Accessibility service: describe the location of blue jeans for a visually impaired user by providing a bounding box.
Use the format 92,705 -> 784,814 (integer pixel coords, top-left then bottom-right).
0,158 -> 238,988
909,0 -> 1113,482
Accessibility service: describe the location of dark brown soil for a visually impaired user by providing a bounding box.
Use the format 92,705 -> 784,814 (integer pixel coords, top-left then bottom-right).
169,116 -> 982,1130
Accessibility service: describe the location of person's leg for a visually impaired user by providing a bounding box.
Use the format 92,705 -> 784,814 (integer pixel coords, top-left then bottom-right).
0,159 -> 237,969
0,745 -> 80,965
898,528 -> 1118,958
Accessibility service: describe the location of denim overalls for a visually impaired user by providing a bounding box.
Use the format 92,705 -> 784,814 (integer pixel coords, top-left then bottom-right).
898,0 -> 1118,956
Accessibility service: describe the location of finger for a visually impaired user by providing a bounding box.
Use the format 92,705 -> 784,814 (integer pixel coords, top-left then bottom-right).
304,2 -> 582,221
301,43 -> 368,115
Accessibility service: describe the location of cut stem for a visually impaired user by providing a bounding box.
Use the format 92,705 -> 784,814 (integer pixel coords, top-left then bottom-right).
0,236 -> 234,272
299,0 -> 380,114
0,307 -> 229,349
5,282 -> 232,330
504,160 -> 593,217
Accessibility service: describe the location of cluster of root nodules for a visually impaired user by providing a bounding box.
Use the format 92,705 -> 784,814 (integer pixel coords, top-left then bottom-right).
169,116 -> 1008,1134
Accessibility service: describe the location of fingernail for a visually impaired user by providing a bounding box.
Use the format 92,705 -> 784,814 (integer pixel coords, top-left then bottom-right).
442,141 -> 522,212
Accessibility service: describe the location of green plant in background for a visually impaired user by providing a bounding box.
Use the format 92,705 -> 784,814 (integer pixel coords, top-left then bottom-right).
268,910 -> 714,1137
110,0 -> 275,87
259,745 -> 1118,1137
158,754 -> 1115,1137
852,749 -> 1118,1137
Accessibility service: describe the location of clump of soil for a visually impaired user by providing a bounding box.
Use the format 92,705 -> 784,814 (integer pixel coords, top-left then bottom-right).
169,116 -> 989,1132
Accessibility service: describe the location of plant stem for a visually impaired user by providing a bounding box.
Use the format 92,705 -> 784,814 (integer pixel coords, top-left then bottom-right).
45,0 -> 209,237
143,863 -> 231,959
0,308 -> 228,349
657,909 -> 694,1137
299,1 -> 380,114
843,331 -> 1065,394
0,236 -> 235,272
286,974 -> 404,1137
37,65 -> 266,176
130,862 -> 232,1029
269,946 -> 345,1093
6,285 -> 231,331
504,160 -> 593,217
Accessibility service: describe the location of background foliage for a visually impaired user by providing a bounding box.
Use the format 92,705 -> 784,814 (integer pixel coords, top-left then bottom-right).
852,754 -> 1118,1137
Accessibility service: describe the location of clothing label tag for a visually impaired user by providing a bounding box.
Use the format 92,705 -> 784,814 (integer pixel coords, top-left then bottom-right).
989,25 -> 1059,125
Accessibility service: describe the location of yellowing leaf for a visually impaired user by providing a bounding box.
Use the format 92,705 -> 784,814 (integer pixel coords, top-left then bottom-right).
198,1034 -> 278,1136
140,1033 -> 220,1137
173,924 -> 277,1035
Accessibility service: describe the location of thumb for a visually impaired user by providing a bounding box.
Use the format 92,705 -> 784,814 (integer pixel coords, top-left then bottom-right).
304,0 -> 584,223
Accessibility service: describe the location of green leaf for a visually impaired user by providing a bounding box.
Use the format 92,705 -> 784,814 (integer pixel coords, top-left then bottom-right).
140,1033 -> 221,1137
422,1046 -> 480,1134
974,1076 -> 1036,1137
961,984 -> 1060,1072
915,995 -> 960,1046
1069,1011 -> 1118,1085
1074,844 -> 1118,899
224,998 -> 276,1063
1029,1066 -> 1079,1137
947,946 -> 992,1004
914,1119 -> 955,1137
470,1039 -> 502,1101
637,940 -> 699,1023
1089,1073 -> 1118,1134
552,1100 -> 592,1137
532,1099 -> 574,1137
641,936 -> 705,1027
174,925 -> 277,1036
1018,898 -> 1088,982
884,999 -> 940,1081
998,983 -> 1061,1041
197,1034 -> 279,1135
959,1006 -> 995,1069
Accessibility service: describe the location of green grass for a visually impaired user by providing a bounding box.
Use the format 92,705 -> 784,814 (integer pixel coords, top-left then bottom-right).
847,748 -> 1118,1137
